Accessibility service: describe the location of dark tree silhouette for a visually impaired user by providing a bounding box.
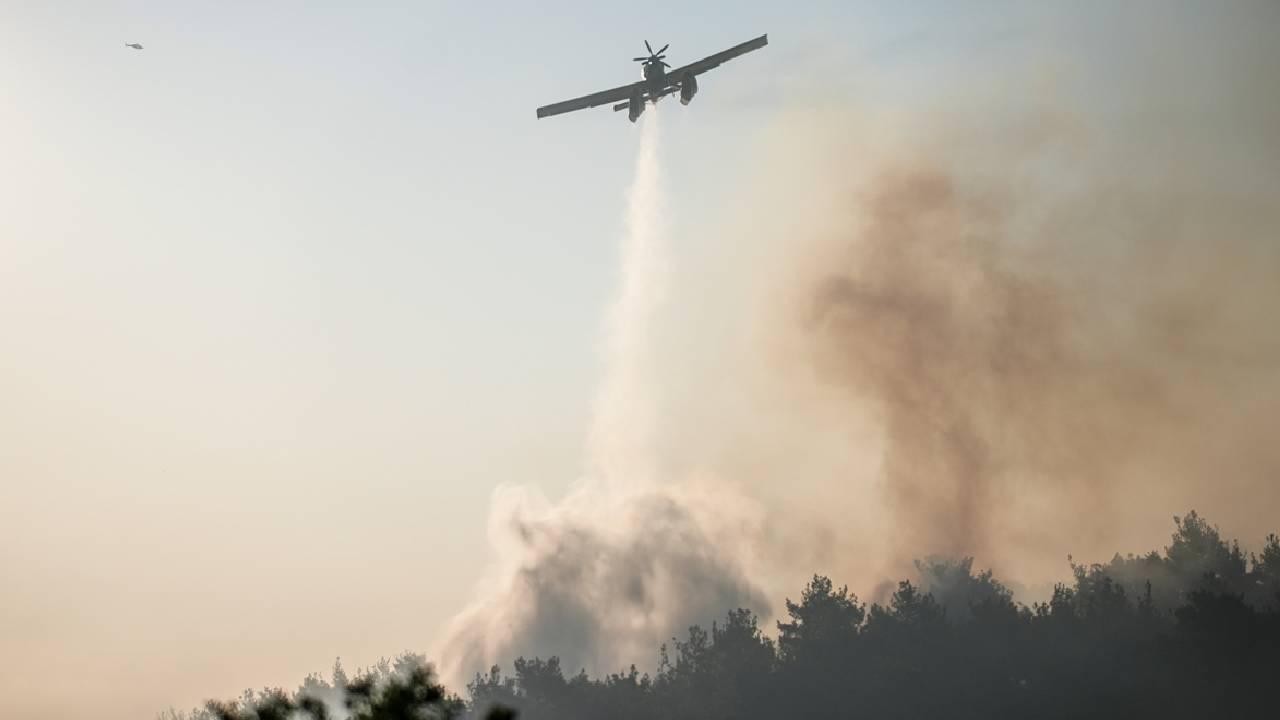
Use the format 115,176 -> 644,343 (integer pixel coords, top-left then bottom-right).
178,511 -> 1279,720
202,656 -> 498,720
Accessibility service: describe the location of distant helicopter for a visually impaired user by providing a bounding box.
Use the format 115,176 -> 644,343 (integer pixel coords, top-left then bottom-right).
125,43 -> 143,50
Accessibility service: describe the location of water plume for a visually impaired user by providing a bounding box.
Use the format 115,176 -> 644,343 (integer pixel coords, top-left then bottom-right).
587,108 -> 666,487
435,110 -> 768,687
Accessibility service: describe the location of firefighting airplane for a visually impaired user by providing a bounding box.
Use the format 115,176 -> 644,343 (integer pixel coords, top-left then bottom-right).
535,35 -> 768,122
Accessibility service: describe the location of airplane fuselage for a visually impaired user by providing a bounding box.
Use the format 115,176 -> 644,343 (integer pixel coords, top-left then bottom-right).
625,59 -> 686,121
643,60 -> 684,98
641,60 -> 665,84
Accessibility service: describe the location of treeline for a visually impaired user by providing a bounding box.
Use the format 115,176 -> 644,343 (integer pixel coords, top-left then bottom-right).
181,511 -> 1280,720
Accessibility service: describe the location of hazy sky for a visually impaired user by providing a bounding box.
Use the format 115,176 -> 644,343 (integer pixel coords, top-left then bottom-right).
3,2 -> 1273,719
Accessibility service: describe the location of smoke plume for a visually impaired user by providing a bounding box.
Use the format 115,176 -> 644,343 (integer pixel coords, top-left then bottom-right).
618,14 -> 1279,606
439,3 -> 1280,685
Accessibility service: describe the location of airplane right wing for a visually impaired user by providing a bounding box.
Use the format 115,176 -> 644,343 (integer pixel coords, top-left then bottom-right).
664,34 -> 768,81
536,81 -> 641,119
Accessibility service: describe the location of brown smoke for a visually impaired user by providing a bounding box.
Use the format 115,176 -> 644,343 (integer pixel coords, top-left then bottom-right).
644,2 -> 1280,601
740,72 -> 1280,589
791,159 -> 1274,579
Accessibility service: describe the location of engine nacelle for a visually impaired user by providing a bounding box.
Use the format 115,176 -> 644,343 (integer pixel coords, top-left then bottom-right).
680,73 -> 698,105
629,90 -> 645,123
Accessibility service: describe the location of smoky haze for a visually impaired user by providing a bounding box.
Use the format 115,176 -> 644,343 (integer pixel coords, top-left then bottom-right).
438,2 -> 1280,687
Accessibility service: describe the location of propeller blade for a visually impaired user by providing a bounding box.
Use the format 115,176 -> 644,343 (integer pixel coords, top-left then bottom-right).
657,43 -> 669,55
661,60 -> 670,68
645,40 -> 653,54
633,57 -> 648,61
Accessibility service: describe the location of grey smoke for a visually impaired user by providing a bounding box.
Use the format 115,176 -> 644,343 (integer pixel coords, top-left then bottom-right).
437,1 -> 1280,686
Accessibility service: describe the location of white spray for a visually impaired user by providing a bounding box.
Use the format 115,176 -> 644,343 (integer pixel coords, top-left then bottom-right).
435,109 -> 768,689
587,109 -> 666,488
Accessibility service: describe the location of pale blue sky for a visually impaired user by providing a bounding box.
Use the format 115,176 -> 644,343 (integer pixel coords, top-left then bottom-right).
3,2 -> 1272,718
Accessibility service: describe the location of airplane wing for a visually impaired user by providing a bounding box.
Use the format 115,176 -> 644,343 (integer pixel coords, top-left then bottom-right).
665,34 -> 768,81
536,81 -> 641,119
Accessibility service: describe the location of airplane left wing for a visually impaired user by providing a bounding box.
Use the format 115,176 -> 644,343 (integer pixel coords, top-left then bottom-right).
536,81 -> 640,119
665,34 -> 768,81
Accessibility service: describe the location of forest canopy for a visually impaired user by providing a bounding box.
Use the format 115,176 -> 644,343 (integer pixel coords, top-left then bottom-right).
171,511 -> 1279,720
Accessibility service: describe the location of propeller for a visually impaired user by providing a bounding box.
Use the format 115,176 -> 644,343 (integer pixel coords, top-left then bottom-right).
633,40 -> 671,67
